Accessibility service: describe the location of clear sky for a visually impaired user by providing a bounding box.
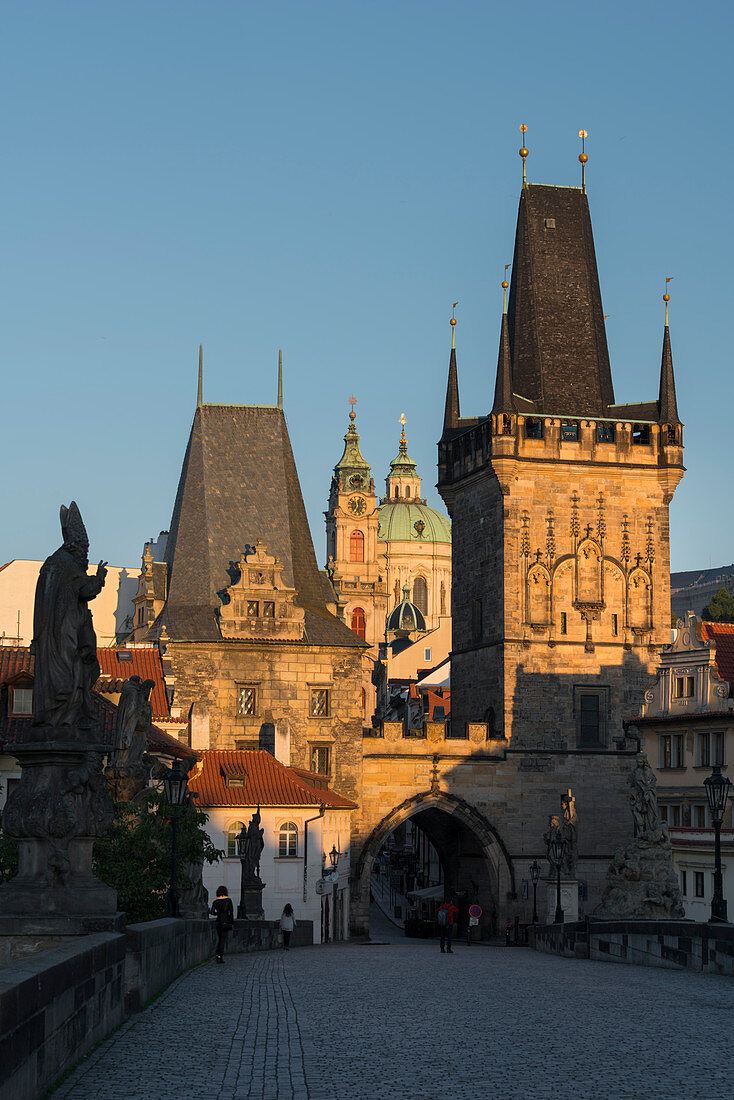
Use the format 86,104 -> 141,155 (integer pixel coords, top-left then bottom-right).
1,1 -> 731,575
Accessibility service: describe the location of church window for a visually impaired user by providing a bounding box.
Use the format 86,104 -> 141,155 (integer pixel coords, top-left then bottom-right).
632,424 -> 650,445
278,822 -> 298,857
351,607 -> 366,640
597,423 -> 615,443
560,612 -> 567,635
9,686 -> 33,715
349,530 -> 364,563
237,686 -> 258,716
227,821 -> 245,858
674,675 -> 695,700
413,577 -> 428,615
525,418 -> 543,440
263,602 -> 275,618
247,601 -> 259,617
561,421 -> 579,441
310,745 -> 331,775
310,689 -> 330,717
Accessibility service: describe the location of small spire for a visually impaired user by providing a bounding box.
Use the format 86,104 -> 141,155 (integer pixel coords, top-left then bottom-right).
450,301 -> 458,349
578,129 -> 588,193
277,349 -> 283,410
502,264 -> 510,314
443,311 -> 460,435
491,285 -> 515,415
658,281 -> 679,425
399,412 -> 407,448
519,123 -> 529,187
197,344 -> 203,408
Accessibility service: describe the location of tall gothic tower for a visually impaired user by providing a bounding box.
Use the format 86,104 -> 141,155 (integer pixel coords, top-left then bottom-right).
438,178 -> 684,746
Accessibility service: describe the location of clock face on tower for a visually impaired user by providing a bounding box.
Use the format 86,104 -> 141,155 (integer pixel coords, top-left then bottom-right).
348,496 -> 366,516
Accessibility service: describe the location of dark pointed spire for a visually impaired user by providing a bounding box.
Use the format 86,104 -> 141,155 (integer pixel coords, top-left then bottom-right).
658,292 -> 679,424
492,308 -> 515,415
277,349 -> 283,410
442,306 -> 460,434
197,345 -> 203,408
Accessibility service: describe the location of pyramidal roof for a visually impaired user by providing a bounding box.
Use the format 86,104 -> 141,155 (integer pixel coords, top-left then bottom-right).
506,184 -> 615,417
152,403 -> 362,646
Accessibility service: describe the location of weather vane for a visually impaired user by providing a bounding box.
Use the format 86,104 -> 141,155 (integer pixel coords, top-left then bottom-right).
519,123 -> 529,185
349,394 -> 357,423
450,301 -> 458,348
664,277 -> 674,325
502,264 -> 510,313
578,129 -> 588,192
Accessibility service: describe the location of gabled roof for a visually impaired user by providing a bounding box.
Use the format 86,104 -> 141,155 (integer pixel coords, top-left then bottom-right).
506,184 -> 615,417
0,646 -> 194,759
151,403 -> 362,648
96,646 -> 169,717
702,622 -> 734,690
187,749 -> 357,809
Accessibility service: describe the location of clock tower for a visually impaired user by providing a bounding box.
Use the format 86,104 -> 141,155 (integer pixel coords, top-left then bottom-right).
325,402 -> 387,710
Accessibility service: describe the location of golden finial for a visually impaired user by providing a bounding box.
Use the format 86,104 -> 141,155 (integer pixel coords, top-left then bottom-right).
502,264 -> 510,314
578,129 -> 588,193
664,277 -> 673,326
349,394 -> 357,425
450,301 -> 458,349
399,412 -> 407,443
519,123 -> 529,186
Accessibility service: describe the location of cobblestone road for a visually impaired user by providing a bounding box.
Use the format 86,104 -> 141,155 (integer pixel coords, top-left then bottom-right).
55,911 -> 734,1100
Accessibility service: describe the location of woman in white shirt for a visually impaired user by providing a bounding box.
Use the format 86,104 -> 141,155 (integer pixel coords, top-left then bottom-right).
280,903 -> 296,950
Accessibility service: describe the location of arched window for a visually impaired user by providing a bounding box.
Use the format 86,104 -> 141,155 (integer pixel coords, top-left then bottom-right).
279,821 -> 298,858
330,531 -> 336,559
350,529 -> 364,562
394,485 -> 399,498
351,606 -> 366,639
413,576 -> 428,615
227,821 -> 245,858
406,485 -> 411,498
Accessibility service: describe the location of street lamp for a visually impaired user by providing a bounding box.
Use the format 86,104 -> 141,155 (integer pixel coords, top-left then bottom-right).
529,860 -> 541,924
235,823 -> 249,920
550,831 -> 566,924
163,756 -> 190,918
704,765 -> 732,923
328,845 -> 340,871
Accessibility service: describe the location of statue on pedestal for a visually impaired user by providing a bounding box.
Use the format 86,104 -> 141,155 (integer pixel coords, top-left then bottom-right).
106,676 -> 155,801
241,807 -> 265,883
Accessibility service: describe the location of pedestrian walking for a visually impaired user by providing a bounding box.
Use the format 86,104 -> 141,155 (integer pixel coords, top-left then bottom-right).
210,885 -> 234,963
280,903 -> 296,950
437,898 -> 459,953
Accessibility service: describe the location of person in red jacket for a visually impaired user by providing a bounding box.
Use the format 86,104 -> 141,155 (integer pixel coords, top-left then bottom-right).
437,898 -> 459,953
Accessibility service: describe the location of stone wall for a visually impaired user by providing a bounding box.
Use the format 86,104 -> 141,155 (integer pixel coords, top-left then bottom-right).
530,917 -> 734,975
228,918 -> 313,953
123,917 -> 215,1013
165,640 -> 364,804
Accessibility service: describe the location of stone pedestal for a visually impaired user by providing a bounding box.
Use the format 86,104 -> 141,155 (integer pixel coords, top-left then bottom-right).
545,878 -> 579,923
0,740 -> 117,933
241,880 -> 266,920
595,828 -> 685,919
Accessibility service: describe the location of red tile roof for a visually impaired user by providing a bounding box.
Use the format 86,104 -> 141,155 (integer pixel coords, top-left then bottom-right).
0,646 -> 193,760
188,750 -> 357,809
96,647 -> 169,717
701,621 -> 734,692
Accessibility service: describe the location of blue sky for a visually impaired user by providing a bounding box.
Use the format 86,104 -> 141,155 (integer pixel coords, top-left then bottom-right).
1,1 -> 731,574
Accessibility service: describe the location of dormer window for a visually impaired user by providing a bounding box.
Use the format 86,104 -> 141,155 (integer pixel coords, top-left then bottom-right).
674,675 -> 695,700
226,777 -> 245,789
10,686 -> 33,715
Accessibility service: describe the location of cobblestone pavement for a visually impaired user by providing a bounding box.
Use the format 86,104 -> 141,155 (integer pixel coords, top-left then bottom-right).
55,917 -> 734,1100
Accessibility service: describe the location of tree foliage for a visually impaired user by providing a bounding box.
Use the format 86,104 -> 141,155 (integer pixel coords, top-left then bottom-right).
93,791 -> 222,924
701,587 -> 734,624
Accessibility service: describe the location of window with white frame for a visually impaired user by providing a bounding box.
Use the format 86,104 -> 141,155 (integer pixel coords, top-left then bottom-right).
10,686 -> 33,715
660,733 -> 685,769
697,731 -> 725,768
693,804 -> 708,828
227,821 -> 245,858
278,821 -> 298,857
674,675 -> 695,700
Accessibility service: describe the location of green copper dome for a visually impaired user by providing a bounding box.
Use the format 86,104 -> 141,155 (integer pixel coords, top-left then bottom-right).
377,501 -> 451,544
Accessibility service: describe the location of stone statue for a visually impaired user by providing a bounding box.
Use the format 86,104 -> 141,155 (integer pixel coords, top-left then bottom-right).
544,813 -> 562,873
560,788 -> 578,877
113,677 -> 154,772
629,752 -> 660,837
595,751 -> 684,919
30,502 -> 107,736
241,807 -> 264,882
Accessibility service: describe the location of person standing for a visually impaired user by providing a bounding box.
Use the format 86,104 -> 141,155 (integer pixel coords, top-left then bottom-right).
280,903 -> 296,950
437,898 -> 459,953
210,886 -> 234,963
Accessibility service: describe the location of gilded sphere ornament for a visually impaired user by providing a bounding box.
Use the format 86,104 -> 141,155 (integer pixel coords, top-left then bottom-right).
663,293 -> 670,302
579,153 -> 588,164
502,280 -> 509,290
450,317 -> 456,326
519,147 -> 528,158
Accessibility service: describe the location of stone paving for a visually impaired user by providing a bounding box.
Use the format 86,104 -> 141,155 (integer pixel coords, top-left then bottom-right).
54,910 -> 734,1100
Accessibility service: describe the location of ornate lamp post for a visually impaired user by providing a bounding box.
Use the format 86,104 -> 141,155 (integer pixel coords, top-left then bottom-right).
328,844 -> 340,872
550,831 -> 566,924
163,757 -> 190,918
529,860 -> 541,924
704,765 -> 731,923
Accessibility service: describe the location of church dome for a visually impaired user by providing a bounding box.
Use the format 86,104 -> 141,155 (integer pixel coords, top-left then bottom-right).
377,501 -> 451,545
386,584 -> 427,634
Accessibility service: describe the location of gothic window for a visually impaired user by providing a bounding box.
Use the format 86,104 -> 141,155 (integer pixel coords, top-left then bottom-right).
227,821 -> 245,858
628,569 -> 652,631
413,576 -> 428,615
278,822 -> 298,858
577,542 -> 602,605
349,529 -> 364,562
351,607 -> 366,640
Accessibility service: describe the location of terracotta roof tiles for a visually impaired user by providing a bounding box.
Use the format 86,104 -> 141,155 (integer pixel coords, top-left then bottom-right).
702,621 -> 734,691
188,750 -> 356,809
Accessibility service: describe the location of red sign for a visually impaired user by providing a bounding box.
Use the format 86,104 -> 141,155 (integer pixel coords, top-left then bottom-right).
469,904 -> 482,919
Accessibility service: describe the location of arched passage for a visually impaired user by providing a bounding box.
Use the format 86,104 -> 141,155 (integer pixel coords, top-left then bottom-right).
352,791 -> 515,940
